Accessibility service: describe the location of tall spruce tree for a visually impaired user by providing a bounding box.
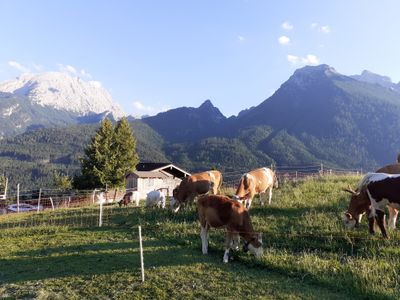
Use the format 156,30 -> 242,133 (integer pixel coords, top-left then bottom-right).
112,117 -> 139,187
75,118 -> 139,189
77,119 -> 115,189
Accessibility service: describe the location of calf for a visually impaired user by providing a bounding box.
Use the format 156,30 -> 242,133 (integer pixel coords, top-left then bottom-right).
359,173 -> 400,238
343,164 -> 400,233
145,190 -> 166,209
118,197 -> 129,207
197,194 -> 263,263
119,191 -> 140,207
234,167 -> 278,209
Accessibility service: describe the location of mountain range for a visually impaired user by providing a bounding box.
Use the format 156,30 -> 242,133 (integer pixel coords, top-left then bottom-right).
1,65 -> 400,188
0,72 -> 124,138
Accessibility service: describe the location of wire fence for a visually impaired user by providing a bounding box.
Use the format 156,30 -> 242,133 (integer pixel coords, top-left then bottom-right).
0,164 -> 363,230
222,164 -> 362,189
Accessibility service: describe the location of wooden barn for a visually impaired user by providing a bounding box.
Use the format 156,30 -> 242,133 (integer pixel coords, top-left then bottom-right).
125,162 -> 190,199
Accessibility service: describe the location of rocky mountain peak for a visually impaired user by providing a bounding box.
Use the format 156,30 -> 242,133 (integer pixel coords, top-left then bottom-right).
0,72 -> 125,119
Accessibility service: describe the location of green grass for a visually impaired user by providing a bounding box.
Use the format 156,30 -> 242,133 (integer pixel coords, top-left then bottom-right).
1,175 -> 400,299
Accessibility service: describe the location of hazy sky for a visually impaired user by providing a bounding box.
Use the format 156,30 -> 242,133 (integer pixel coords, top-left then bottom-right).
1,0 -> 400,117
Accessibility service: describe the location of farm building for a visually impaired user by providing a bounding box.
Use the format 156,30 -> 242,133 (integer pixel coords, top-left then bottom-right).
125,162 -> 190,199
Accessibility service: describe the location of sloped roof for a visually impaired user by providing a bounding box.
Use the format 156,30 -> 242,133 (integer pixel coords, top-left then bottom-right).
136,162 -> 171,171
128,171 -> 168,178
133,162 -> 191,179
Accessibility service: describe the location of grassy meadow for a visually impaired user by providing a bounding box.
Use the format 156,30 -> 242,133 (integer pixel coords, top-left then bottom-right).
1,175 -> 400,299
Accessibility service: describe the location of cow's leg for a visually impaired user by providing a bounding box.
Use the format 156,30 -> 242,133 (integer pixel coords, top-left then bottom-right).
388,207 -> 398,230
366,208 -> 375,234
368,216 -> 375,235
231,233 -> 240,250
260,193 -> 264,206
375,210 -> 388,238
200,225 -> 209,254
223,232 -> 234,263
268,187 -> 273,205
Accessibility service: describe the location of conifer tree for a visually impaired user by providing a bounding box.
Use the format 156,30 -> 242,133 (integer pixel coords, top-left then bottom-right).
77,119 -> 115,188
75,118 -> 139,189
112,117 -> 139,186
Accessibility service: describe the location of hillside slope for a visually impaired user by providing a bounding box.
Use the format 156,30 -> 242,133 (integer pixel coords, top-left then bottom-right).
0,121 -> 167,188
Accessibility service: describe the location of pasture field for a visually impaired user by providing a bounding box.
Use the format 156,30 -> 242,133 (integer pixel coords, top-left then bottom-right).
1,175 -> 400,299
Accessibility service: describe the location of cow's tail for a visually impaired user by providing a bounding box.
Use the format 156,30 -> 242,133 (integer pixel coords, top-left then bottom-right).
218,172 -> 223,193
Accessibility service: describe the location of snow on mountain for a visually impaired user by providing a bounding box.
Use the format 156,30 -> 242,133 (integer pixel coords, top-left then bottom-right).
0,72 -> 125,119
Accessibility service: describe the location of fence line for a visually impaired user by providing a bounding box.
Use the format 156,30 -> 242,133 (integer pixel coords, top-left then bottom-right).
0,165 -> 363,229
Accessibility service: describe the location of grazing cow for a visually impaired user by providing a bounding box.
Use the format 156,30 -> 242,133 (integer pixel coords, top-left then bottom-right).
118,197 -> 129,207
145,190 -> 166,209
233,167 -> 278,209
171,170 -> 223,212
119,191 -> 140,207
197,194 -> 263,263
343,164 -> 400,233
356,172 -> 400,238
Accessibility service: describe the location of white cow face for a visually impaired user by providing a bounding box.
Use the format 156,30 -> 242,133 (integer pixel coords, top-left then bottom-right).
244,233 -> 263,258
232,195 -> 246,207
343,212 -> 357,229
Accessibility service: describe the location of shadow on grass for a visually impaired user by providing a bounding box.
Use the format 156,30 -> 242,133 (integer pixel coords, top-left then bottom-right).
2,238 -> 393,300
2,230 -> 396,299
0,238 -> 209,285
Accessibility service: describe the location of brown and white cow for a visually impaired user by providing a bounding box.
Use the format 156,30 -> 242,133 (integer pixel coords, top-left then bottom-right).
171,170 -> 223,212
343,164 -> 400,233
197,194 -> 263,263
358,172 -> 400,238
233,167 -> 278,209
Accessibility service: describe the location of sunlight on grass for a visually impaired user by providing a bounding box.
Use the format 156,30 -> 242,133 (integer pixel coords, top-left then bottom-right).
1,175 -> 399,299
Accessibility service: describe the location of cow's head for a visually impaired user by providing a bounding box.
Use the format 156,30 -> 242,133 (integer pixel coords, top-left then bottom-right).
342,186 -> 369,229
235,174 -> 253,198
243,233 -> 263,258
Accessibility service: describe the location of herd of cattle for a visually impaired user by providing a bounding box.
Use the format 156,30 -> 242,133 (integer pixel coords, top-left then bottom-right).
122,164 -> 400,263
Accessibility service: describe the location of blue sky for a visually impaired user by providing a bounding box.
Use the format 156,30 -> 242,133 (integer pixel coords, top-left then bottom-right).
1,0 -> 400,117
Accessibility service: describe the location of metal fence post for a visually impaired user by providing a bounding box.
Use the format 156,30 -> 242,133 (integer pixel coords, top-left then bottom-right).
139,226 -> 145,282
17,184 -> 20,213
37,188 -> 42,213
99,200 -> 103,227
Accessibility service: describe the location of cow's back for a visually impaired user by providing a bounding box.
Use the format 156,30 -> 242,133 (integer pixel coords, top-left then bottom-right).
249,168 -> 274,192
197,195 -> 247,228
376,164 -> 400,174
187,171 -> 217,194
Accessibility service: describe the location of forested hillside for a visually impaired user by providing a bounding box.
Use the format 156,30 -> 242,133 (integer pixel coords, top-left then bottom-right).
0,121 -> 167,188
